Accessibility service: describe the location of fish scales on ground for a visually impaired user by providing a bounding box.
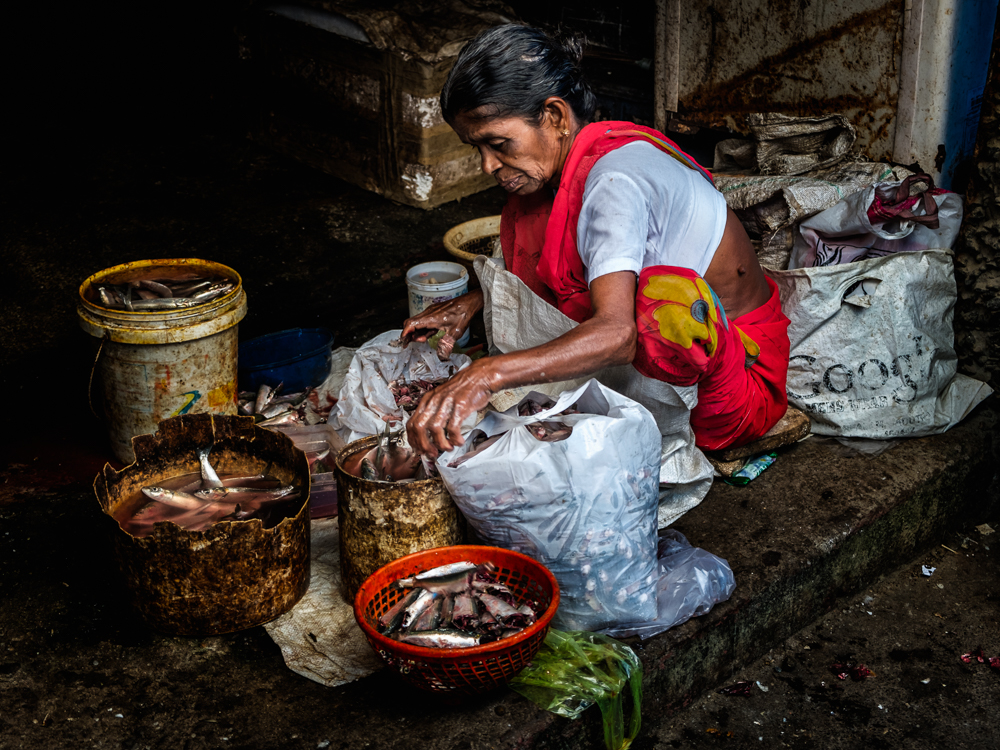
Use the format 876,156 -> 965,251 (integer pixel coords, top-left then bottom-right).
117,444 -> 301,537
94,274 -> 235,311
377,561 -> 540,648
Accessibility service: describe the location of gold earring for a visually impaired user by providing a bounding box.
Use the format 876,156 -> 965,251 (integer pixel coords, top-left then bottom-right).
561,129 -> 570,137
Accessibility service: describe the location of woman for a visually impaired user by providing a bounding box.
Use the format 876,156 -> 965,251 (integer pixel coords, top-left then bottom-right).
404,24 -> 789,458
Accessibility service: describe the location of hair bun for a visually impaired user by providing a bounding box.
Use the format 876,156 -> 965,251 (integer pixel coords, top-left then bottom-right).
553,32 -> 586,68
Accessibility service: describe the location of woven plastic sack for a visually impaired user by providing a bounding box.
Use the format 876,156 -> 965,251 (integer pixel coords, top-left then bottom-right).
788,175 -> 963,269
772,251 -> 992,438
437,379 -> 661,631
509,630 -> 642,750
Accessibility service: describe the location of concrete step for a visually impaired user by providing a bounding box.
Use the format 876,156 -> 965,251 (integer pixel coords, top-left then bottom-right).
4,405 -> 994,749
330,402 -> 997,748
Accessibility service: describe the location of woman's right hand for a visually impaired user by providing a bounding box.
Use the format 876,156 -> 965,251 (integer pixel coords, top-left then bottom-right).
402,289 -> 484,343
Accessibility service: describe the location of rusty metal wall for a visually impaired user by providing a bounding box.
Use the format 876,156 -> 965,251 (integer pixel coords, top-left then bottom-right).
672,0 -> 905,161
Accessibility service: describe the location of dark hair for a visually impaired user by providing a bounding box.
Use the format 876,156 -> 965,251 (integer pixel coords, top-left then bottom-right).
441,24 -> 596,125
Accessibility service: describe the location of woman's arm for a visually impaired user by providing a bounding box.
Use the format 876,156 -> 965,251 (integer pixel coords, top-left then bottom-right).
401,289 -> 485,343
406,271 -> 637,456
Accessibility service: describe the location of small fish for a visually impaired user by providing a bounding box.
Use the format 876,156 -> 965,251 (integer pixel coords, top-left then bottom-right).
193,484 -> 297,502
379,589 -> 423,635
478,592 -> 532,627
396,568 -> 475,596
170,279 -> 213,296
401,589 -> 439,630
410,597 -> 443,632
140,486 -> 206,510
451,592 -> 479,631
394,630 -> 484,649
254,383 -> 281,415
415,561 -> 478,579
360,457 -> 378,481
197,444 -> 224,489
130,298 -> 200,310
192,281 -> 234,301
448,433 -> 504,467
260,403 -> 291,419
258,410 -> 299,427
131,279 -> 173,298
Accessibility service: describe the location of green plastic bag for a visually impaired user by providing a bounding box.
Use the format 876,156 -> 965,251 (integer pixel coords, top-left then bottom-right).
509,630 -> 642,750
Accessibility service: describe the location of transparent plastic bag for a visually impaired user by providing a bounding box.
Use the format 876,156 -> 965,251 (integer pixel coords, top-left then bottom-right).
328,330 -> 471,443
598,530 -> 736,640
437,379 -> 661,631
509,630 -> 642,750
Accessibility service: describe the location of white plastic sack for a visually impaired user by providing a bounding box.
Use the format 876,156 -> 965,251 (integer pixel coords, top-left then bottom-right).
327,330 -> 471,444
789,178 -> 963,269
772,251 -> 992,438
437,379 -> 661,632
599,530 -> 736,640
474,256 -> 714,528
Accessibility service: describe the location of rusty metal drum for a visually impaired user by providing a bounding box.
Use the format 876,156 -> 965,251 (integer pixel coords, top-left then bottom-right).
77,258 -> 247,463
93,413 -> 310,636
335,436 -> 466,601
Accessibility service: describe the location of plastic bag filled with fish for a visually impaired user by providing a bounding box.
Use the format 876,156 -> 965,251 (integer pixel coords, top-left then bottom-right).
598,530 -> 736,640
328,330 -> 472,444
509,630 -> 642,750
437,379 -> 660,631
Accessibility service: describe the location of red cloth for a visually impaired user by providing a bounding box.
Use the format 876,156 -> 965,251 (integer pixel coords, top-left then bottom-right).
501,121 -> 713,323
633,267 -> 790,451
689,277 -> 789,451
499,121 -> 790,450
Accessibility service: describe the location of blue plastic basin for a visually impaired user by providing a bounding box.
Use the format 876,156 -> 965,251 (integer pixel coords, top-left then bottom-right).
238,328 -> 335,393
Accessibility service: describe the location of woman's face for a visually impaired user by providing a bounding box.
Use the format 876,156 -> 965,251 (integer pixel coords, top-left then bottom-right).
451,107 -> 568,196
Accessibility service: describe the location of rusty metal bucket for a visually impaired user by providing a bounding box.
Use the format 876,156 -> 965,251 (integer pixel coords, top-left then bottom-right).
93,413 -> 310,636
335,436 -> 466,601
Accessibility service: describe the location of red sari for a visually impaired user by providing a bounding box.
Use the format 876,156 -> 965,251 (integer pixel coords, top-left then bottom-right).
499,122 -> 790,451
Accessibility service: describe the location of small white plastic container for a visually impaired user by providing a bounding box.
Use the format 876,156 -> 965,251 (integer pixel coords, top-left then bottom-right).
405,261 -> 470,346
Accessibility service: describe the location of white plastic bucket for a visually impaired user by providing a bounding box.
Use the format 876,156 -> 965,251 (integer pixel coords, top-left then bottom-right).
405,261 -> 470,346
77,258 -> 248,463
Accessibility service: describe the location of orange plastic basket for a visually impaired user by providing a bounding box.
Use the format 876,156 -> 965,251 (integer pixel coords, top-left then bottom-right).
353,545 -> 560,694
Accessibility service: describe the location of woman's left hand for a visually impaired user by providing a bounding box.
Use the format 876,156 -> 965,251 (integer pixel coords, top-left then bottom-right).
406,360 -> 496,457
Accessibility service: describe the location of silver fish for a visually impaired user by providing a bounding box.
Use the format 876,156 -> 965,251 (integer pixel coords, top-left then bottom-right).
257,410 -> 299,426
254,383 -> 279,415
193,484 -> 297,502
260,403 -> 291,419
198,445 -> 224,489
130,298 -> 200,310
401,589 -> 438,630
131,279 -> 173,298
378,589 -> 422,634
410,597 -> 443,632
396,568 -> 475,596
415,561 -> 478,579
360,457 -> 378,481
192,282 -> 235,301
170,279 -> 213,296
140,486 -> 206,510
394,630 -> 483,649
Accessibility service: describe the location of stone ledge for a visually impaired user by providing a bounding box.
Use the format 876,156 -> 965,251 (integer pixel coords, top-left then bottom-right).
319,402 -> 997,749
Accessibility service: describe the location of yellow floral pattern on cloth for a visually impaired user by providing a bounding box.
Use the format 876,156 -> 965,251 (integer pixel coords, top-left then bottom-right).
736,327 -> 761,367
643,274 -> 722,355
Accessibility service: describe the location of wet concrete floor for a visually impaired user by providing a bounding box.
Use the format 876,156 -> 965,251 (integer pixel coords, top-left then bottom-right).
3,117 -> 998,749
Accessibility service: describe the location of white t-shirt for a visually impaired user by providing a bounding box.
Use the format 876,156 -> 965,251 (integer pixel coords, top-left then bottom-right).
576,141 -> 728,285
